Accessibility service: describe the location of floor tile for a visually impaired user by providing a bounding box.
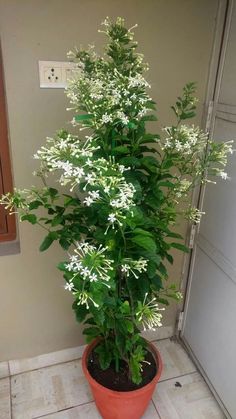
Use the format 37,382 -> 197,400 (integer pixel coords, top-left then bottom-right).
0,361 -> 9,379
152,372 -> 226,419
142,400 -> 160,418
38,400 -> 160,419
34,402 -> 102,419
9,345 -> 86,376
154,339 -> 196,381
0,377 -> 11,419
11,359 -> 93,419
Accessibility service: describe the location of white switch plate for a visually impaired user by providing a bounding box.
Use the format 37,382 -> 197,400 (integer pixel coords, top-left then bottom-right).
38,61 -> 78,88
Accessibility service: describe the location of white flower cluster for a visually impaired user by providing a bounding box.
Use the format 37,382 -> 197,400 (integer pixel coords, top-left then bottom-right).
185,206 -> 205,224
128,73 -> 150,89
121,257 -> 148,278
162,125 -> 207,155
34,133 -> 137,227
174,179 -> 192,198
66,52 -> 152,129
76,291 -> 99,309
136,293 -> 165,331
34,134 -> 100,188
65,242 -> 114,288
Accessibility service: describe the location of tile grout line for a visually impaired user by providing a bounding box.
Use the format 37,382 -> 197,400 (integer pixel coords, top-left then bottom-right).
151,399 -> 162,419
159,369 -> 197,384
32,400 -> 95,419
7,361 -> 13,419
9,357 -> 83,378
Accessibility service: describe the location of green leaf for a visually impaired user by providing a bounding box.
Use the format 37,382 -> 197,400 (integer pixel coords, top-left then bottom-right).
157,180 -> 175,188
59,237 -> 71,250
140,114 -> 157,122
95,343 -> 112,370
157,262 -> 168,278
74,114 -> 94,121
51,215 -> 63,227
72,302 -> 88,322
140,156 -> 159,173
127,121 -> 137,129
147,261 -> 157,278
162,159 -> 173,170
138,133 -> 160,144
83,317 -> 96,325
48,188 -> 58,199
57,261 -> 67,271
83,327 -> 100,336
140,251 -> 161,265
39,232 -> 58,252
124,320 -> 134,333
166,253 -> 174,264
151,274 -> 163,290
113,146 -> 129,154
156,297 -> 169,305
133,228 -> 153,237
21,214 -> 37,224
120,156 -> 141,167
28,200 -> 42,210
120,300 -> 131,315
171,242 -> 190,253
131,235 -> 157,252
166,231 -> 183,239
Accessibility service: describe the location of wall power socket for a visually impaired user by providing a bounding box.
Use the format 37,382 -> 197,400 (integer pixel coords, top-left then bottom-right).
38,61 -> 78,88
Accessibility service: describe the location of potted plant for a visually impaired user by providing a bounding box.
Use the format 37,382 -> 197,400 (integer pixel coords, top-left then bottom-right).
0,17 -> 233,419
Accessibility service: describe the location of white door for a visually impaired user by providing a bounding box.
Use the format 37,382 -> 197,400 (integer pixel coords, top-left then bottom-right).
182,1 -> 236,418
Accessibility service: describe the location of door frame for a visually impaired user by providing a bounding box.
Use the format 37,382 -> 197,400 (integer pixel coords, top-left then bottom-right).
178,1 -> 234,417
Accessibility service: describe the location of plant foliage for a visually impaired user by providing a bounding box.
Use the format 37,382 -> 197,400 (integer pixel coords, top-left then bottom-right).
0,17 -> 233,384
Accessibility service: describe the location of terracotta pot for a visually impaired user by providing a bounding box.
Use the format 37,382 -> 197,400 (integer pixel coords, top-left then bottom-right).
82,339 -> 162,419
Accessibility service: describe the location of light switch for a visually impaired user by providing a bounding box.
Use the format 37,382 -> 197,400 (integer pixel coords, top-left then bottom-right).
38,61 -> 78,88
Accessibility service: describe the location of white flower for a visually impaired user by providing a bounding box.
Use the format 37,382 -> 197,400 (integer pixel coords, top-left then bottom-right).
85,173 -> 96,185
108,213 -> 117,223
66,242 -> 114,285
61,161 -> 73,176
77,291 -> 99,309
64,282 -> 74,291
70,255 -> 78,263
220,171 -> 229,180
89,190 -> 100,200
104,185 -> 110,194
89,273 -> 98,282
136,293 -> 165,331
86,158 -> 93,167
118,165 -> 126,173
117,111 -> 129,125
185,206 -> 205,223
175,140 -> 182,151
81,267 -> 90,277
101,113 -> 113,124
83,196 -> 94,206
121,264 -> 129,273
121,258 -> 148,278
74,167 -> 85,178
138,108 -> 147,117
65,262 -> 74,271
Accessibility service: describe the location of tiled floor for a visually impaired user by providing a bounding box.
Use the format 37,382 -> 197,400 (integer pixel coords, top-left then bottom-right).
0,338 -> 226,419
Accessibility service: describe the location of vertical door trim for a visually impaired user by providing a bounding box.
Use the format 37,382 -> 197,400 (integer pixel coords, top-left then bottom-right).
179,1 -> 234,417
177,0 -> 231,324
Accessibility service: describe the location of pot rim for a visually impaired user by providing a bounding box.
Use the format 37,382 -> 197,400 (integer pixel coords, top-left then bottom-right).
82,338 -> 162,398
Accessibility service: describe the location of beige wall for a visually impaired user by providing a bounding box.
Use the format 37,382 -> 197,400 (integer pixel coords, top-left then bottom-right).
0,0 -> 218,361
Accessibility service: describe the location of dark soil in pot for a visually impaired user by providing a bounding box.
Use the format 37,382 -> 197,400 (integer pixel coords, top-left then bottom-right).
87,346 -> 158,391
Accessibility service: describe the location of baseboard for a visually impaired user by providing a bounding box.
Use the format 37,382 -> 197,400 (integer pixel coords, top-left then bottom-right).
7,325 -> 174,376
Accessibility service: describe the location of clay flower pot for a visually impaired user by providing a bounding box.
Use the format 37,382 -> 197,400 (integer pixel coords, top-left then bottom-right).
82,339 -> 162,419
